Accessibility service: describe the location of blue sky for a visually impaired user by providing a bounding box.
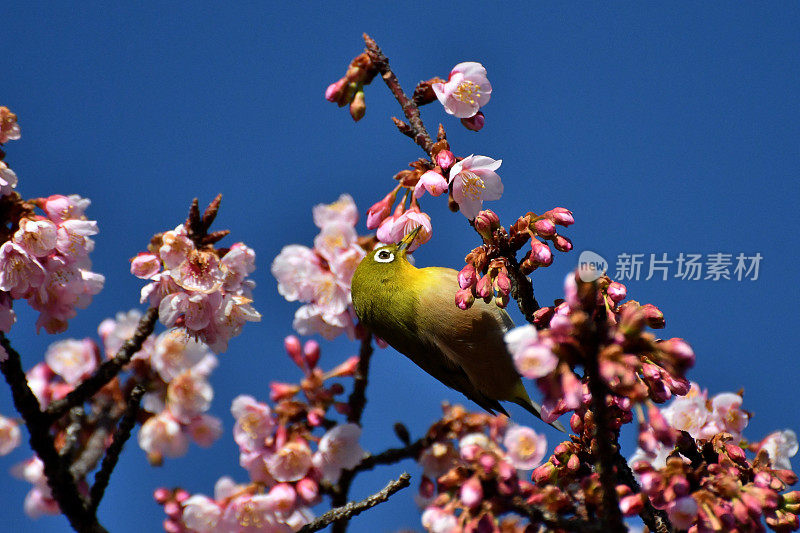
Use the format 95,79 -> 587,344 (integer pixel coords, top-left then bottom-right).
2,3 -> 799,532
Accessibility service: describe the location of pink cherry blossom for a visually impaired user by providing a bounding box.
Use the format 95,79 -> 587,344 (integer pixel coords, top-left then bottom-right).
421,506 -> 458,533
292,304 -> 353,341
0,242 -> 46,298
54,219 -> 98,260
131,252 -> 161,279
166,370 -> 213,421
503,424 -> 547,470
232,395 -> 276,452
44,338 -> 98,385
419,442 -> 458,478
313,221 -> 358,262
0,414 -> 21,455
0,161 -> 18,196
138,412 -> 190,460
759,429 -> 798,470
266,440 -> 313,483
312,193 -> 358,229
667,496 -> 699,530
504,325 -> 558,379
188,414 -> 223,447
384,208 -> 432,251
432,62 -> 492,118
271,245 -> 323,302
448,155 -> 503,219
221,494 -> 293,533
661,384 -> 710,439
413,170 -> 448,198
171,250 -> 224,294
220,243 -> 256,291
312,423 -> 365,483
151,329 -> 216,381
709,392 -> 749,437
181,495 -> 222,533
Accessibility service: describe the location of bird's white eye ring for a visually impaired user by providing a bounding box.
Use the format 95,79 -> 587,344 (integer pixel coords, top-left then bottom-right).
374,249 -> 395,263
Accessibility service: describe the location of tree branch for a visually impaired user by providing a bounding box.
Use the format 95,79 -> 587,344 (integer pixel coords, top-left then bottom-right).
508,495 -> 604,532
613,448 -> 671,533
0,334 -> 107,533
299,473 -> 411,533
346,333 -> 373,425
89,385 -> 145,513
45,307 -> 158,421
363,33 -> 435,156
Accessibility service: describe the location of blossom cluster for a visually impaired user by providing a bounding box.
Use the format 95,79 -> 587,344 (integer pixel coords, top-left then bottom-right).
454,207 -> 574,310
0,108 -> 105,334
324,52 -> 377,121
156,336 -> 367,532
135,225 -> 260,353
11,309 -> 224,517
414,404 -> 549,532
272,194 -> 366,340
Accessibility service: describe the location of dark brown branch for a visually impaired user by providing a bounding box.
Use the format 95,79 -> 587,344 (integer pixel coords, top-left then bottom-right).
349,435 -> 433,475
582,305 -> 626,532
504,250 -> 541,322
363,34 -> 435,156
45,307 -> 158,421
0,334 -> 107,533
299,473 -> 411,533
89,385 -> 145,513
508,496 -> 604,532
332,334 -> 374,533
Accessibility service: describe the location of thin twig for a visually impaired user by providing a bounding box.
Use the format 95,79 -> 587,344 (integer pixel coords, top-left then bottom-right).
363,34 -> 435,156
508,496 -> 604,532
0,334 -> 107,533
349,434 -> 433,475
299,473 -> 411,533
332,334 -> 374,533
45,307 -> 158,421
89,385 -> 145,512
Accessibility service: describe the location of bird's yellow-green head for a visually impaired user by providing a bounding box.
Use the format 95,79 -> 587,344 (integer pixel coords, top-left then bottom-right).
350,227 -> 422,328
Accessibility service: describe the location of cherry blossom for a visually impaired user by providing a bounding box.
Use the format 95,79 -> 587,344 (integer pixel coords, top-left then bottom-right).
312,423 -> 365,483
760,429 -> 799,470
0,161 -> 18,196
432,62 -> 492,118
503,424 -> 547,470
504,325 -> 558,379
448,155 -> 503,219
0,414 -> 21,455
44,338 -> 98,385
413,170 -> 448,198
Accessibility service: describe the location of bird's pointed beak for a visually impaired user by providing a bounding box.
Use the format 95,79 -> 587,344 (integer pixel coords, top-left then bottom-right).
397,225 -> 422,254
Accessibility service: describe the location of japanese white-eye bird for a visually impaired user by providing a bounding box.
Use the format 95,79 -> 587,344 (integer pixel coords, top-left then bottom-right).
351,227 -> 562,430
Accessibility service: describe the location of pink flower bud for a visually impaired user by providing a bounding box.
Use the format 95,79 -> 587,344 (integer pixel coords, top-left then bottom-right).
164,501 -> 181,519
455,288 -> 475,310
606,282 -> 627,303
174,489 -> 190,504
435,150 -> 455,170
619,494 -> 644,515
163,519 -> 182,533
554,235 -> 573,252
458,264 -> 477,289
476,274 -> 493,299
325,78 -> 347,102
269,382 -> 299,402
661,338 -> 695,368
153,487 -> 170,504
641,304 -> 665,329
414,170 -> 448,198
533,218 -> 556,238
307,407 -> 324,427
328,356 -> 360,378
460,477 -> 483,508
303,340 -> 320,368
478,453 -> 497,473
532,462 -> 556,485
548,207 -> 574,226
349,90 -> 366,121
297,477 -> 319,504
284,336 -> 304,370
494,270 -> 511,296
366,190 -> 397,230
531,240 -> 553,266
461,111 -> 485,131
131,252 -> 161,279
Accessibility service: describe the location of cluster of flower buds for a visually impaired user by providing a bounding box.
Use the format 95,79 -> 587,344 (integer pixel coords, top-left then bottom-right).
507,207 -> 574,275
632,434 -> 799,531
414,404 -> 549,533
455,207 -> 573,310
154,336 -> 370,532
272,194 -> 368,340
135,197 -> 260,353
10,309 -> 224,517
325,52 -> 378,121
508,272 -> 689,425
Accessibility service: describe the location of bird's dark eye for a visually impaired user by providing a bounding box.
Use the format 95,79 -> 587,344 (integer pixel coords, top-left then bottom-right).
374,249 -> 394,263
